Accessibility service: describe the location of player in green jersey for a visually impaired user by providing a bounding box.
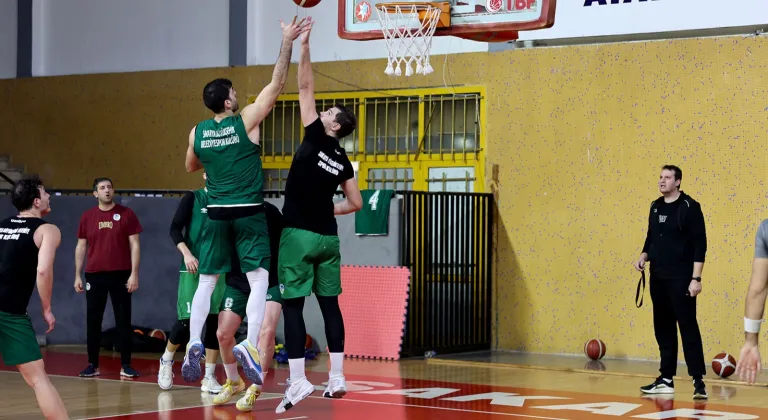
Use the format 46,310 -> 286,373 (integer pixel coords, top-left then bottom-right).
181,17 -> 311,384
157,174 -> 227,393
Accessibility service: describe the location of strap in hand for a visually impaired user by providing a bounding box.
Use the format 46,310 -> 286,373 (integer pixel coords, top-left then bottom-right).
636,271 -> 646,308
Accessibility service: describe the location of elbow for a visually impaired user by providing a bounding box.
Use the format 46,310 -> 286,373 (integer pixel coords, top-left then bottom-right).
37,267 -> 51,279
351,197 -> 363,212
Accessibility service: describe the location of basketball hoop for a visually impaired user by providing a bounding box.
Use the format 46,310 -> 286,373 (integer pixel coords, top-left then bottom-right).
374,2 -> 445,76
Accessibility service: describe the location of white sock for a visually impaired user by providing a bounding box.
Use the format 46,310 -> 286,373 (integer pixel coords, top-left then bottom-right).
189,274 -> 218,340
330,352 -> 344,377
161,350 -> 174,362
289,358 -> 306,384
205,363 -> 216,378
245,269 -> 269,348
224,363 -> 240,382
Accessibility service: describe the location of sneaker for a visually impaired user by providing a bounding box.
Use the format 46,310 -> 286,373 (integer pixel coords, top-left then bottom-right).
323,375 -> 347,399
213,378 -> 246,405
640,376 -> 674,394
79,364 -> 100,377
181,338 -> 205,382
275,378 -> 315,414
236,384 -> 262,412
201,375 -> 223,394
158,360 -> 174,389
693,379 -> 708,400
121,365 -> 140,378
233,339 -> 263,385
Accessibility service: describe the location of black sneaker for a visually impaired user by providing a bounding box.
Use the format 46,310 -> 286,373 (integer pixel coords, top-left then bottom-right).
640,376 -> 674,394
693,379 -> 708,400
79,364 -> 100,377
121,365 -> 140,378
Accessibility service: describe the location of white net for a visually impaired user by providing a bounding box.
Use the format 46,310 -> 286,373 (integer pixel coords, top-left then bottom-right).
374,3 -> 442,76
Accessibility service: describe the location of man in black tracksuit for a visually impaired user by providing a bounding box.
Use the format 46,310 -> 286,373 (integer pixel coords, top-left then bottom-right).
634,165 -> 708,400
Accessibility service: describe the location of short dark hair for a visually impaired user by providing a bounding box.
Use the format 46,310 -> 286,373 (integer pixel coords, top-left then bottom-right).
662,165 -> 682,188
11,175 -> 44,212
93,177 -> 113,191
203,78 -> 233,114
333,103 -> 357,139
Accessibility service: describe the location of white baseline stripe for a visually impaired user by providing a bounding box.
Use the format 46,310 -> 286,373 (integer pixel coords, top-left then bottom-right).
307,396 -> 569,420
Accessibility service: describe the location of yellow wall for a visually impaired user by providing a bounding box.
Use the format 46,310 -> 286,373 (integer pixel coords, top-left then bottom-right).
1,35 -> 767,360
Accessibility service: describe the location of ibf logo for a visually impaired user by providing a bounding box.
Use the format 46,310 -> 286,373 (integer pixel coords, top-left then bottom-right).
584,0 -> 659,5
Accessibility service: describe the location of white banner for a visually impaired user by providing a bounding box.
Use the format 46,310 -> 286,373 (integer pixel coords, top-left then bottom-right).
517,0 -> 768,41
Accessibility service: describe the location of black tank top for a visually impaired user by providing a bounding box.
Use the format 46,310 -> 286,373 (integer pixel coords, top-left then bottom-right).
0,216 -> 48,315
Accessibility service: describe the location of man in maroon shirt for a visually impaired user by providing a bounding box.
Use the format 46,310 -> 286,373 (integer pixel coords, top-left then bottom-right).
74,177 -> 142,378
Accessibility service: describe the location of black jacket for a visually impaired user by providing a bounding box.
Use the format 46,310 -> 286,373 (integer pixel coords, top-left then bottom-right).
641,191 -> 707,279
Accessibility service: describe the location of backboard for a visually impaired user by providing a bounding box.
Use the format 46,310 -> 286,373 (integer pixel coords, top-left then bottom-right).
338,0 -> 556,41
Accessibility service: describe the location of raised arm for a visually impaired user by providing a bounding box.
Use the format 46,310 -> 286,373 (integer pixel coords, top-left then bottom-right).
298,18 -> 318,127
240,17 -> 311,133
185,126 -> 202,173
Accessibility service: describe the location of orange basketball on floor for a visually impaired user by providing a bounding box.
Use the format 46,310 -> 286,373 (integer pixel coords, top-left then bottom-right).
584,339 -> 606,360
149,329 -> 166,341
293,0 -> 321,7
711,352 -> 736,378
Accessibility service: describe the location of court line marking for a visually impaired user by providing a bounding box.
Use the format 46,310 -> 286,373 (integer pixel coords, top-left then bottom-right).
426,357 -> 768,388
306,395 -> 568,420
77,395 -> 284,420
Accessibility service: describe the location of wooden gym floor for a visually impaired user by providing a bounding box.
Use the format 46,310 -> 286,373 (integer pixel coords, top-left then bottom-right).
2,346 -> 768,419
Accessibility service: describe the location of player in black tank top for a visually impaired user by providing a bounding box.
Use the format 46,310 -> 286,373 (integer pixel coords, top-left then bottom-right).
0,176 -> 68,418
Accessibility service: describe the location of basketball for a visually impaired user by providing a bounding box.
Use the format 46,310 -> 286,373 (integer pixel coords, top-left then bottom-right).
149,329 -> 166,341
584,339 -> 606,360
711,352 -> 737,378
293,0 -> 322,7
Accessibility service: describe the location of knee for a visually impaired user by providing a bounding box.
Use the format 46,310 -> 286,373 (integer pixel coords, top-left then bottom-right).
18,361 -> 48,389
217,328 -> 233,346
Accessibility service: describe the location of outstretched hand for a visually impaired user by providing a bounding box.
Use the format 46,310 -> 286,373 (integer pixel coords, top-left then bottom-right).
300,16 -> 314,44
280,16 -> 312,41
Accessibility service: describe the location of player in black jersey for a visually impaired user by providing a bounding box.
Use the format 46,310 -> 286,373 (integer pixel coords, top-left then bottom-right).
0,176 -> 68,419
211,201 -> 285,411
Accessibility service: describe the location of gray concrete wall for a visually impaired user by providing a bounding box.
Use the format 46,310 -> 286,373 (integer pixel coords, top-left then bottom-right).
0,194 -> 401,351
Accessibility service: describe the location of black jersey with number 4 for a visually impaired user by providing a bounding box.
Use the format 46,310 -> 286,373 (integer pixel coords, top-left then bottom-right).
0,217 -> 48,315
282,118 -> 355,236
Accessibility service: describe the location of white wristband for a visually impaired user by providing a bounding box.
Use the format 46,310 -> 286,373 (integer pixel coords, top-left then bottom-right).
745,317 -> 764,333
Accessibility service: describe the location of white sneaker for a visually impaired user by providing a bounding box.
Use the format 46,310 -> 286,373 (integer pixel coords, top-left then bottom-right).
275,378 -> 315,413
201,375 -> 223,394
323,375 -> 347,398
157,359 -> 173,390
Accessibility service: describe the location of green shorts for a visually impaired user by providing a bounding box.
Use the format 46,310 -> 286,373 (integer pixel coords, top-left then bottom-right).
198,212 -> 271,275
0,310 -> 42,366
277,227 -> 342,299
220,285 -> 283,319
176,272 -> 227,320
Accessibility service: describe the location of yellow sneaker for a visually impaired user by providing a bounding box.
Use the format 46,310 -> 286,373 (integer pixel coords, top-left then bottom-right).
233,339 -> 263,385
236,384 -> 262,412
213,378 -> 246,405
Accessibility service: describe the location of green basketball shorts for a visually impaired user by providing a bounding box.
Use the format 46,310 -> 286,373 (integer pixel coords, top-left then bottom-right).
198,212 -> 271,274
220,285 -> 248,319
0,310 -> 42,366
176,272 -> 227,320
277,227 -> 342,300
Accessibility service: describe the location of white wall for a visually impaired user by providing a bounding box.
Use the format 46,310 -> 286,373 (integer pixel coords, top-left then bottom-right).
249,0 -> 488,66
0,0 -> 17,79
32,0 -> 230,77
519,0 -> 768,41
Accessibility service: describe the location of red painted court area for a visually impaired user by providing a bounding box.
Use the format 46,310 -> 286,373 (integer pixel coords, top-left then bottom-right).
3,350 -> 768,419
